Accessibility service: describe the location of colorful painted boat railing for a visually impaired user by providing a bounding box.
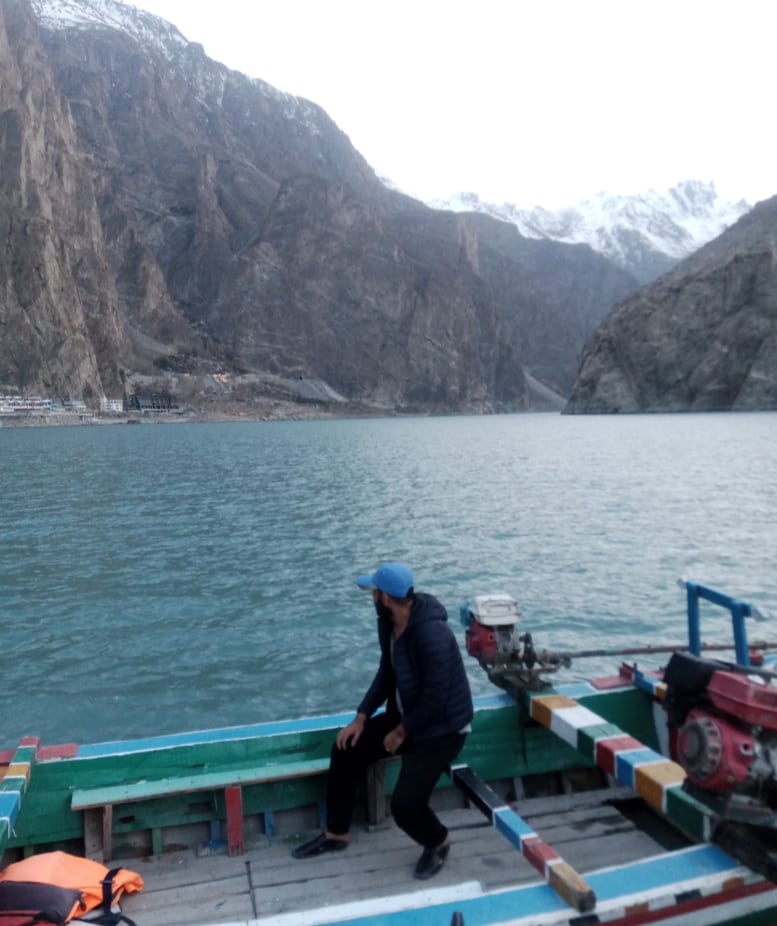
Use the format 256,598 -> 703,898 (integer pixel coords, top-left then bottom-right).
2,694 -> 595,859
451,764 -> 596,913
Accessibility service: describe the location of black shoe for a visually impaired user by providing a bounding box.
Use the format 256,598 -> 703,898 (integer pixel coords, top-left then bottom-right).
413,843 -> 449,879
291,832 -> 349,859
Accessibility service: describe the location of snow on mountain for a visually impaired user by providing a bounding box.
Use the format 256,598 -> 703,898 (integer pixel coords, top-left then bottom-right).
30,0 -> 328,133
30,0 -> 190,59
29,2 -> 751,286
429,181 -> 751,283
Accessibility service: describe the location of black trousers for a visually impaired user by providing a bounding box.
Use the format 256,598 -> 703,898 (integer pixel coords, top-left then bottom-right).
326,712 -> 467,848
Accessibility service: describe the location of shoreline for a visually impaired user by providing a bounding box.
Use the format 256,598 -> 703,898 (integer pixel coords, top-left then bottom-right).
0,401 -> 399,429
0,397 -> 522,429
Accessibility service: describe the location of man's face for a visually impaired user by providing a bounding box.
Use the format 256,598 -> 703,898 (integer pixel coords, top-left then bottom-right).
373,588 -> 394,621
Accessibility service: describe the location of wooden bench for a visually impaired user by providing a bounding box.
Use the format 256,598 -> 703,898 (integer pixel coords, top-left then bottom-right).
71,757 -> 330,862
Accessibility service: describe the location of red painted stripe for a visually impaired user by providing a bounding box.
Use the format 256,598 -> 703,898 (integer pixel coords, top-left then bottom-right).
225,785 -> 244,856
592,675 -> 633,690
521,836 -> 558,874
598,879 -> 776,926
596,736 -> 643,775
1,743 -> 78,763
38,744 -> 78,759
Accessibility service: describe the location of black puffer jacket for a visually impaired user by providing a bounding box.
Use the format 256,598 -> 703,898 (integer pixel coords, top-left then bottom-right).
357,593 -> 474,742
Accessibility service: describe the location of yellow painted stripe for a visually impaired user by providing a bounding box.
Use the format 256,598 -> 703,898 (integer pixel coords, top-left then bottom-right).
722,875 -> 745,890
635,760 -> 686,810
6,763 -> 30,785
530,694 -> 579,728
625,901 -> 651,916
546,859 -> 597,913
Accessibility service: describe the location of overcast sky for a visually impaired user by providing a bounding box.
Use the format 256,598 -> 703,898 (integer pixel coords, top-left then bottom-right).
128,0 -> 775,210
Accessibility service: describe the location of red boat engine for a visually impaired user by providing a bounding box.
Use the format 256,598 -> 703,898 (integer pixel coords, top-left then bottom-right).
667,654 -> 777,808
459,594 -> 568,697
460,594 -> 522,666
676,709 -> 757,791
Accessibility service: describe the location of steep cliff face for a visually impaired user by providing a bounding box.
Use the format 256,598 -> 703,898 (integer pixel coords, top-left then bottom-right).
565,196 -> 777,412
23,0 -> 528,410
451,212 -> 638,394
2,0 -> 643,413
0,0 -> 127,398
213,175 -> 525,410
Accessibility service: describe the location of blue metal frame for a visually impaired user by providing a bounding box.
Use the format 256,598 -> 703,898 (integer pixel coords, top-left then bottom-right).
684,581 -> 754,666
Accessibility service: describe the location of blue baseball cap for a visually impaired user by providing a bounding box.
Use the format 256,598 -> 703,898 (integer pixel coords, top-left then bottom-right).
356,562 -> 414,598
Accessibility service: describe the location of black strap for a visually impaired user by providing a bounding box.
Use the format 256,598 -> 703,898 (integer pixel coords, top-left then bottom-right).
73,914 -> 138,926
100,871 -> 121,915
69,869 -> 138,926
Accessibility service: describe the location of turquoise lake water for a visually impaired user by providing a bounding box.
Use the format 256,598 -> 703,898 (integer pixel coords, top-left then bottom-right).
1,412 -> 776,749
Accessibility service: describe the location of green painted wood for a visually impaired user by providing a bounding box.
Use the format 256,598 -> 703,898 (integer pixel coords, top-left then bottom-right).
576,723 -> 625,761
71,757 -> 331,809
3,692 -> 653,854
5,724 -> 340,848
578,688 -> 661,750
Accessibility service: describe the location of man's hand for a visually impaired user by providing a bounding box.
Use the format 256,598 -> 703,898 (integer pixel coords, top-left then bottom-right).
383,724 -> 406,755
336,713 -> 366,750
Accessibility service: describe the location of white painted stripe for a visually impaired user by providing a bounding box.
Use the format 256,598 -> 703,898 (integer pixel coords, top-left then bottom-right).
240,880 -> 485,926
191,861 -> 775,926
547,704 -> 604,746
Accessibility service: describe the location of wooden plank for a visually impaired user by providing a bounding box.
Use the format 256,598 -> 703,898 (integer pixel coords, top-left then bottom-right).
71,758 -> 330,810
102,803 -> 113,861
118,785 -> 675,926
82,808 -> 103,861
453,765 -> 596,912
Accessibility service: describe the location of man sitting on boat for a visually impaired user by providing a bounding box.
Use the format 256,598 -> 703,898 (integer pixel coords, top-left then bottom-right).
291,561 -> 474,879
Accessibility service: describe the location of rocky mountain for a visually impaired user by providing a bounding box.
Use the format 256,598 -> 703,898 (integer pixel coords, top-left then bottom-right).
0,0 -> 641,415
0,0 -> 128,401
564,195 -> 777,413
431,182 -> 751,285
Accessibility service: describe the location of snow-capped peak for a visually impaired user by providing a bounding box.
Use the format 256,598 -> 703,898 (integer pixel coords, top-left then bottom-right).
30,0 -> 190,58
29,0 -> 328,131
429,181 -> 751,280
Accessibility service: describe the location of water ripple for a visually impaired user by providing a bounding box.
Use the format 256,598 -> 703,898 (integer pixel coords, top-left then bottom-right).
1,412 -> 776,747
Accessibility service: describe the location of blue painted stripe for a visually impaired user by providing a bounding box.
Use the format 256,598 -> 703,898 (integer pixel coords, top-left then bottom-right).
615,748 -> 666,787
313,843 -> 751,926
493,806 -> 536,850
587,843 -> 745,900
0,791 -> 20,820
76,712 -> 357,758
471,692 -> 516,710
632,670 -> 665,696
74,694 -> 516,758
554,681 -> 602,698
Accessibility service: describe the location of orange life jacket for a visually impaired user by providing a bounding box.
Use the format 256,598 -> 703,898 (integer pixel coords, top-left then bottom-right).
0,852 -> 143,922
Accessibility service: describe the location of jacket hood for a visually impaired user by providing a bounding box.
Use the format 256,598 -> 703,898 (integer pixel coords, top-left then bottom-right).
408,592 -> 448,627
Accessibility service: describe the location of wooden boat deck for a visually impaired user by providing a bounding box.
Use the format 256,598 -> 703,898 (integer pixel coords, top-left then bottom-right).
118,783 -> 689,926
